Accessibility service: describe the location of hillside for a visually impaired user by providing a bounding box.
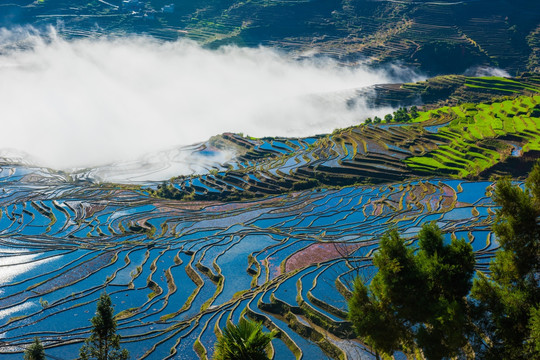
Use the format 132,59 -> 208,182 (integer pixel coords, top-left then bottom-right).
0,146 -> 502,360
2,0 -> 539,74
0,68 -> 538,360
0,2 -> 539,359
150,76 -> 540,202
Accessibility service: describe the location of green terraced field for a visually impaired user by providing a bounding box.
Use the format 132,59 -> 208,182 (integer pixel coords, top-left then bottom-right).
0,164 -> 502,359
406,95 -> 540,177
0,1 -> 539,357
151,89 -> 540,203
4,0 -> 540,74
0,81 -> 538,359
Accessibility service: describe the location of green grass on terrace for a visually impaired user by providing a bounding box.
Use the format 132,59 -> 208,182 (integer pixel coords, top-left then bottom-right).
464,77 -> 540,93
405,95 -> 540,178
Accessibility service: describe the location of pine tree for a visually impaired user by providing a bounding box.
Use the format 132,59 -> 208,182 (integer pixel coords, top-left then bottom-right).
410,106 -> 419,119
24,338 -> 45,360
80,292 -> 129,360
348,223 -> 475,359
471,163 -> 540,359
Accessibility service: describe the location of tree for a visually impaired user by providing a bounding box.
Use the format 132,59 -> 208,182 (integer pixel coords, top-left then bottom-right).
384,114 -> 393,123
529,306 -> 540,355
365,117 -> 373,124
374,116 -> 382,124
24,338 -> 45,360
348,223 -> 475,359
410,106 -> 419,119
393,107 -> 411,123
414,223 -> 476,360
214,318 -> 276,360
80,292 -> 129,360
471,162 -> 540,359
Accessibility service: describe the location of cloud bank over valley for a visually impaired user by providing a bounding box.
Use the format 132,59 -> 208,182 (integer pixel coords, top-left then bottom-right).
0,28 -> 421,170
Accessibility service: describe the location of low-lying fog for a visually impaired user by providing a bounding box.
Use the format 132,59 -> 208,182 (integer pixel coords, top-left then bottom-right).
0,27 -> 422,176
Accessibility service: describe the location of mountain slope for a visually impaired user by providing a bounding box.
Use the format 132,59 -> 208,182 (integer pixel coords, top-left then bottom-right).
3,0 -> 539,75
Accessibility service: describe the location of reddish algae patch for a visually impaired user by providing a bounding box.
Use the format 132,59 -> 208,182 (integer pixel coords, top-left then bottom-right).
285,242 -> 362,273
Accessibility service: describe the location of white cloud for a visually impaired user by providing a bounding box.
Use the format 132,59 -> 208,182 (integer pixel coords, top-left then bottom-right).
465,66 -> 510,78
0,27 -> 421,170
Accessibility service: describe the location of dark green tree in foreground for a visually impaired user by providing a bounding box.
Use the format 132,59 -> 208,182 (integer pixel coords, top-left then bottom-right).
214,318 -> 276,360
471,162 -> 540,359
24,338 -> 45,360
80,292 -> 129,360
348,222 -> 475,359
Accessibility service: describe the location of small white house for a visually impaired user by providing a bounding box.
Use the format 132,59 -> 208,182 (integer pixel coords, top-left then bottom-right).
162,4 -> 175,13
144,10 -> 156,20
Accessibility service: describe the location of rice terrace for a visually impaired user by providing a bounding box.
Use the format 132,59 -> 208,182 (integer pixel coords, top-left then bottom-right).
0,1 -> 539,360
